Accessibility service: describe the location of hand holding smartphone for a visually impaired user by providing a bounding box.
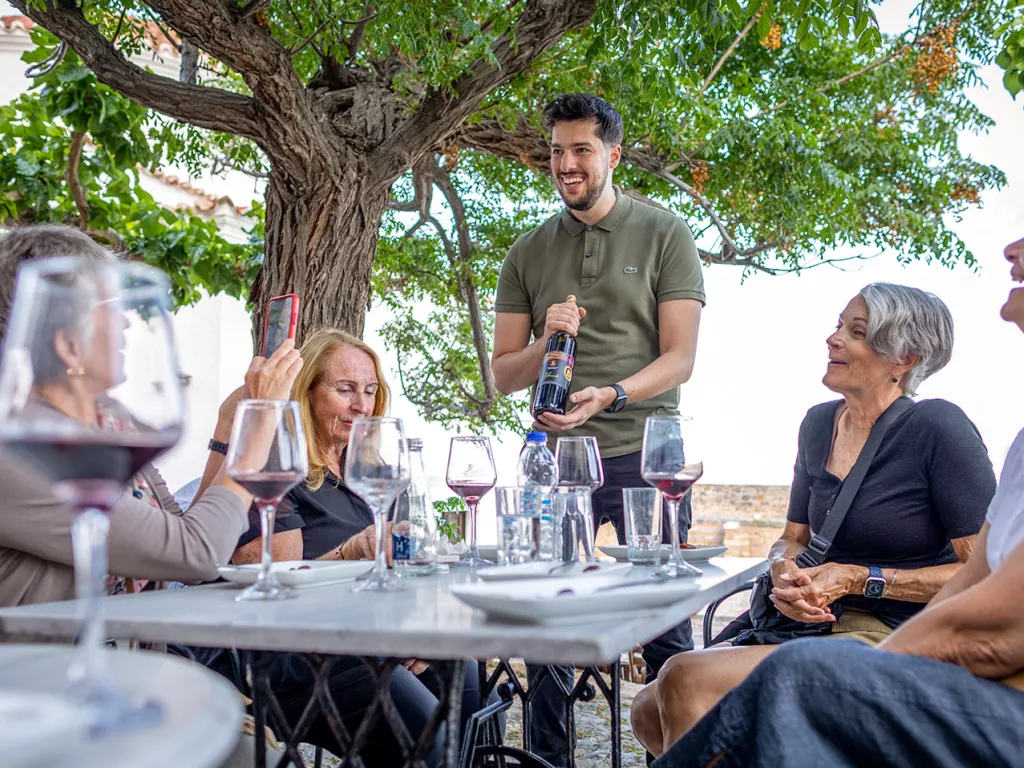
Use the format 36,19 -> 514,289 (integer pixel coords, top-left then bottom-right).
262,294 -> 299,358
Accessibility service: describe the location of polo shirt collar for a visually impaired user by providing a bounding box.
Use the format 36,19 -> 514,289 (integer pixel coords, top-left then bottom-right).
559,186 -> 631,237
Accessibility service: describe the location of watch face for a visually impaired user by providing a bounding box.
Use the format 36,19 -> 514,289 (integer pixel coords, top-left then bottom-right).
865,579 -> 886,598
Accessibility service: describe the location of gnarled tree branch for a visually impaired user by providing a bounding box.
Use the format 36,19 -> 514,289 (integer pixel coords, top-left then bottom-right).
66,131 -> 89,229
371,0 -> 595,186
11,1 -> 261,140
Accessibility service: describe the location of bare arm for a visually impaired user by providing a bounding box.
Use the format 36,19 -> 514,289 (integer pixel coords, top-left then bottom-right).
880,534 -> 1024,679
491,313 -> 544,395
195,341 -> 304,504
768,521 -> 811,586
538,299 -> 702,431
492,301 -> 586,396
611,298 -> 702,405
230,529 -> 304,564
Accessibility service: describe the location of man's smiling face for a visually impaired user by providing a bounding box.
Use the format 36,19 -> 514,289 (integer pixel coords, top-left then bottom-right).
549,118 -> 620,212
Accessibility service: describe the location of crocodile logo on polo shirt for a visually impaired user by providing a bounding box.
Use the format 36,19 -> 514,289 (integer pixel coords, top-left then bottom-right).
624,266 -> 639,274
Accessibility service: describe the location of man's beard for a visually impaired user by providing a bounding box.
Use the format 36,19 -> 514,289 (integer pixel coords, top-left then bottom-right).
558,166 -> 608,211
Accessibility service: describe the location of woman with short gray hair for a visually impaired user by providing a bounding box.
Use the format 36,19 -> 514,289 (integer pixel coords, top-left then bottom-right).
632,283 -> 996,758
858,282 -> 954,396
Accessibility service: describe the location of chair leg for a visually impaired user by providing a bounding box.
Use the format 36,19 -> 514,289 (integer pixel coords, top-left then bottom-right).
313,746 -> 323,768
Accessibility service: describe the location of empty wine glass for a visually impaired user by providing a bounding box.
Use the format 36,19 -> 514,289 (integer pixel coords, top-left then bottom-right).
345,417 -> 411,591
641,415 -> 703,578
446,436 -> 496,567
0,256 -> 184,733
555,436 -> 604,491
555,437 -> 602,562
226,399 -> 308,601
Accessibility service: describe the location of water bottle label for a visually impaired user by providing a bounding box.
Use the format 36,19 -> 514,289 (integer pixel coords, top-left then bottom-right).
521,489 -> 541,517
392,533 -> 413,561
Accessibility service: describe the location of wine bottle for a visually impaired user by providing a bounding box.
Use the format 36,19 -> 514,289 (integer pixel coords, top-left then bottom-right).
532,295 -> 577,418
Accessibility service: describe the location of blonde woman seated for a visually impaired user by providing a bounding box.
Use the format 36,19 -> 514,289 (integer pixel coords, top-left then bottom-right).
207,328 -> 501,768
631,283 -> 996,757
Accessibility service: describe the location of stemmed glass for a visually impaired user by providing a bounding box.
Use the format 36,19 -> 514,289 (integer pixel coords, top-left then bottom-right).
345,417 -> 411,591
555,436 -> 604,491
555,436 -> 602,562
641,415 -> 703,578
225,400 -> 307,601
446,436 -> 496,567
0,256 -> 184,732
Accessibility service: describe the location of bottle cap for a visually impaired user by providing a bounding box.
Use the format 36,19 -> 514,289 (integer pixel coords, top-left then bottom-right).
566,294 -> 577,305
526,432 -> 548,443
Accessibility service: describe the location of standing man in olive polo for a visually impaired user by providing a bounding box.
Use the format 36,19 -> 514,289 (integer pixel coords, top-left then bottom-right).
492,93 -> 704,766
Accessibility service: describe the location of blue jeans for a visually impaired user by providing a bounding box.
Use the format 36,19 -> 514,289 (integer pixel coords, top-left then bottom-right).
655,638 -> 1024,768
527,450 -> 694,767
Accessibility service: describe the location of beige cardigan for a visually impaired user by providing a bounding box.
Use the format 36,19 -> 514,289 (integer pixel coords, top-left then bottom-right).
0,450 -> 247,608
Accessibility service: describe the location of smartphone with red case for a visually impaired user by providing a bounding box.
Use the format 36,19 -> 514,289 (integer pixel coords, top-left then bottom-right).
262,294 -> 299,358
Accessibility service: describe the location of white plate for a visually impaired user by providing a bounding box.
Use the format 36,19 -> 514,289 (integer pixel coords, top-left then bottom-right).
217,561 -> 372,587
451,576 -> 700,624
0,691 -> 88,767
598,544 -> 727,563
475,561 -> 632,582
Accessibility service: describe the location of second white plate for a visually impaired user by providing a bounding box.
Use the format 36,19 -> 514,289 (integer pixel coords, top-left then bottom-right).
217,561 -> 373,588
451,576 -> 700,624
598,544 -> 727,563
475,561 -> 632,582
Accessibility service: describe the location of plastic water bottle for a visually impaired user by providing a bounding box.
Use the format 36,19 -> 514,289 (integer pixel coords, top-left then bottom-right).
392,438 -> 437,577
517,432 -> 559,560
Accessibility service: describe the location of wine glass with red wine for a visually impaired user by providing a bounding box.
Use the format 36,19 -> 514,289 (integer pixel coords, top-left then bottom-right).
344,416 -> 410,591
641,415 -> 703,578
0,256 -> 184,732
446,436 -> 497,567
226,399 -> 308,601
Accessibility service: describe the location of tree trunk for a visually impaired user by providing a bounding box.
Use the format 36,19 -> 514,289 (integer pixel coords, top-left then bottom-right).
249,167 -> 390,349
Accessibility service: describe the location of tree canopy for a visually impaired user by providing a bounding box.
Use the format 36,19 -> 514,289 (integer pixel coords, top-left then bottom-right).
3,0 -> 1014,431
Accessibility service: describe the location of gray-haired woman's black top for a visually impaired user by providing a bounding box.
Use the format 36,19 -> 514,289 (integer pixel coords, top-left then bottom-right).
788,398 -> 996,626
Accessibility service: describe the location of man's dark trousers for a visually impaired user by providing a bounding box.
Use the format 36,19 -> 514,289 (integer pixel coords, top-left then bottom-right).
525,450 -> 694,767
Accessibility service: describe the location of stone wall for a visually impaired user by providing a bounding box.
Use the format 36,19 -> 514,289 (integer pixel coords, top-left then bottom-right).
689,484 -> 790,558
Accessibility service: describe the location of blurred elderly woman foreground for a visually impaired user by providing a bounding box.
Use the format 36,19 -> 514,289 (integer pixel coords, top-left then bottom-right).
631,282 -> 997,757
0,225 -> 301,607
650,240 -> 1024,768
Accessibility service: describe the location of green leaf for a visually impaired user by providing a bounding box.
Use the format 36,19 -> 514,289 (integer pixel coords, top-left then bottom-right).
1005,67 -> 1023,97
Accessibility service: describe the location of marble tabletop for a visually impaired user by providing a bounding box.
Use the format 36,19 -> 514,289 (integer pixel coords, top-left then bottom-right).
0,644 -> 241,768
0,557 -> 766,665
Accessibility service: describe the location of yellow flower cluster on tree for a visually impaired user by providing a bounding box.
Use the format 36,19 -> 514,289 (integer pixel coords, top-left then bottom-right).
761,22 -> 783,50
910,23 -> 960,95
691,161 -> 710,194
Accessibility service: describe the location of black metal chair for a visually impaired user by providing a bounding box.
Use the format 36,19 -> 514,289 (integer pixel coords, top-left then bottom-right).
701,581 -> 754,648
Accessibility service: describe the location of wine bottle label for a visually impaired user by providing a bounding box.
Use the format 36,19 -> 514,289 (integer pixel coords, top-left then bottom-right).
540,350 -> 574,389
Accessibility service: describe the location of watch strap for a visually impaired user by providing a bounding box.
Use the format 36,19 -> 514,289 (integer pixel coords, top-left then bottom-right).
604,383 -> 627,413
208,438 -> 229,455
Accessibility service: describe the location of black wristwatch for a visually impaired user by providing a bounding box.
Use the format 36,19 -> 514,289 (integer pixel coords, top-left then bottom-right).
208,438 -> 229,455
863,566 -> 886,598
603,384 -> 628,413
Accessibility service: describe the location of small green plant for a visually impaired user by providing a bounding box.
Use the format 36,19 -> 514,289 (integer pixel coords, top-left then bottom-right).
433,497 -> 463,543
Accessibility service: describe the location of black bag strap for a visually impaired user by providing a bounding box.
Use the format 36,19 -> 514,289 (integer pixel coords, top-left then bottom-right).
795,396 -> 914,568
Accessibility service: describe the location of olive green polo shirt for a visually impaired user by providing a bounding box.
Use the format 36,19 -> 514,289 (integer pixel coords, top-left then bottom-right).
496,189 -> 705,458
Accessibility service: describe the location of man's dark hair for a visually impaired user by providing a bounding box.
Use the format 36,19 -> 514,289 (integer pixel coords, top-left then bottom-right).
542,93 -> 623,146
